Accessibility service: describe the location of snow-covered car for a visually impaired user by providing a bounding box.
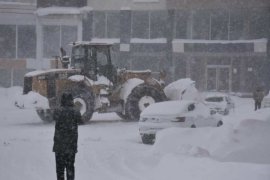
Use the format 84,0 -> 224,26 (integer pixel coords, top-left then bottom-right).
262,91 -> 270,108
203,92 -> 234,115
138,100 -> 223,144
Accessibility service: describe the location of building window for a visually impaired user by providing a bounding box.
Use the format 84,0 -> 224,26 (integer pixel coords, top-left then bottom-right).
132,11 -> 149,38
150,11 -> 167,38
229,9 -> 247,40
43,25 -> 77,58
43,26 -> 60,58
18,25 -> 36,58
61,26 -> 77,54
174,10 -> 189,39
249,8 -> 269,39
132,11 -> 167,39
211,10 -> 229,40
37,0 -> 86,8
192,10 -> 210,40
93,11 -> 120,38
93,11 -> 106,38
107,12 -> 120,38
0,25 -> 16,58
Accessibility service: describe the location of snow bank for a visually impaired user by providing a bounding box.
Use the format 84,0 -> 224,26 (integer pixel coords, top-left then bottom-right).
146,154 -> 270,180
152,108 -> 270,164
0,87 -> 270,180
12,88 -> 49,110
164,78 -> 199,101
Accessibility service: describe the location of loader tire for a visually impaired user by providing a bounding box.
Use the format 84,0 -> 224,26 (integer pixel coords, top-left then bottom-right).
116,112 -> 129,120
65,86 -> 95,124
125,84 -> 166,121
36,108 -> 54,122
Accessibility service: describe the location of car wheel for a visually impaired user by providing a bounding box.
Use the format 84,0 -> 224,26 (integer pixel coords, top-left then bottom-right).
125,84 -> 166,121
191,124 -> 196,128
141,134 -> 155,144
217,120 -> 223,127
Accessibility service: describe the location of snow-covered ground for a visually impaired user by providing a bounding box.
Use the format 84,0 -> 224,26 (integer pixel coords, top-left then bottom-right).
0,87 -> 270,180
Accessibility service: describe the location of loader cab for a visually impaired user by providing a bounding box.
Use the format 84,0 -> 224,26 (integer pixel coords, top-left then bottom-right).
70,42 -> 116,83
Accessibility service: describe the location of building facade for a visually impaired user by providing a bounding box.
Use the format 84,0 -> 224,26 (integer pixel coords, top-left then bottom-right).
0,0 -> 269,94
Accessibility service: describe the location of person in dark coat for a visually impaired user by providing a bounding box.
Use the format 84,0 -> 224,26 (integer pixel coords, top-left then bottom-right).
53,93 -> 81,180
253,87 -> 264,111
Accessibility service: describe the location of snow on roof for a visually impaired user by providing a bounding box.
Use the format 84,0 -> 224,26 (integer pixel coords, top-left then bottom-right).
36,6 -> 93,16
90,38 -> 120,44
204,92 -> 229,98
164,78 -> 198,101
71,40 -> 116,46
172,38 -> 268,44
121,7 -> 131,10
131,38 -> 167,44
141,100 -> 194,117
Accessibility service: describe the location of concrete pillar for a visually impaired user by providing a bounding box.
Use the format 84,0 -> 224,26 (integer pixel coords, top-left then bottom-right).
119,9 -> 131,67
166,9 -> 174,82
36,17 -> 43,69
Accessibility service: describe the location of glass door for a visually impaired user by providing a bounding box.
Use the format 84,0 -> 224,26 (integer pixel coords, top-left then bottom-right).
218,67 -> 230,91
207,65 -> 231,92
207,67 -> 217,91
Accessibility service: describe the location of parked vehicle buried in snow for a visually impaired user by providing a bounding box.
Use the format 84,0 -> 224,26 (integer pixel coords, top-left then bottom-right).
203,92 -> 235,115
138,100 -> 223,144
23,42 -> 167,123
262,91 -> 270,108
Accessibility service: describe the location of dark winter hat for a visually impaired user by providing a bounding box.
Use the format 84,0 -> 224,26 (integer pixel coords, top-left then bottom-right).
61,93 -> 74,107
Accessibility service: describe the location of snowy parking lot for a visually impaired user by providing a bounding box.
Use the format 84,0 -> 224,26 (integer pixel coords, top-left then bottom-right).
0,87 -> 270,180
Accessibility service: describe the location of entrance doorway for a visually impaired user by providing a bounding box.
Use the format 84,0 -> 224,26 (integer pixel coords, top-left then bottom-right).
206,65 -> 231,92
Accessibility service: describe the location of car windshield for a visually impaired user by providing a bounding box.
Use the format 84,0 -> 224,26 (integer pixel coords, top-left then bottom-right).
205,97 -> 224,102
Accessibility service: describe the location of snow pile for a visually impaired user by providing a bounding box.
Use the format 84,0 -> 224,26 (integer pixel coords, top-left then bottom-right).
95,75 -> 113,86
153,108 -> 270,164
164,78 -> 199,101
68,75 -> 94,87
1,87 -> 270,180
141,100 -> 211,118
262,90 -> 270,108
14,89 -> 49,110
70,74 -> 113,86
